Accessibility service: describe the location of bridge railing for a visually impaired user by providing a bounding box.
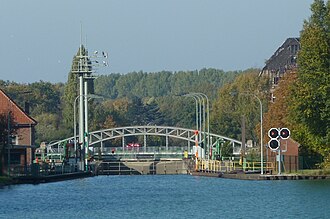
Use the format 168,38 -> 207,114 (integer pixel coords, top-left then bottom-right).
102,146 -> 190,154
10,163 -> 80,177
96,146 -> 189,160
196,159 -> 275,173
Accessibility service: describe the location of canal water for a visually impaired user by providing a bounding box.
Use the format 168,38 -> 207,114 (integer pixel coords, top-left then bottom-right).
1,175 -> 330,219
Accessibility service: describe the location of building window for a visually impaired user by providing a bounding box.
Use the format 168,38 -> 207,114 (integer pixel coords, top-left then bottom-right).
291,45 -> 295,54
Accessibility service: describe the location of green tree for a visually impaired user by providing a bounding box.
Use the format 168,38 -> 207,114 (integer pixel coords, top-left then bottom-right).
156,96 -> 195,128
145,98 -> 164,125
290,0 -> 330,166
62,48 -> 80,130
29,81 -> 61,114
263,70 -> 297,144
93,68 -> 240,100
126,96 -> 146,125
211,71 -> 269,143
34,113 -> 70,145
326,1 -> 330,39
310,0 -> 327,27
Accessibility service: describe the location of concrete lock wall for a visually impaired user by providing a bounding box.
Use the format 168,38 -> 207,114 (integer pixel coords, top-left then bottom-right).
156,161 -> 188,175
123,160 -> 189,175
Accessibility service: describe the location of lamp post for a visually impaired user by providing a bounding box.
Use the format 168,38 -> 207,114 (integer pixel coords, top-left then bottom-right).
73,95 -> 80,159
195,94 -> 206,158
192,93 -> 210,160
192,96 -> 199,132
237,92 -> 264,175
184,93 -> 206,159
254,94 -> 264,175
183,94 -> 199,133
183,94 -> 201,157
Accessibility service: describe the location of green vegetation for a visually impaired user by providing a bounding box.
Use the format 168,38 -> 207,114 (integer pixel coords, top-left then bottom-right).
0,0 -> 329,170
289,0 -> 330,167
211,70 -> 269,143
295,168 -> 330,176
0,68 -> 244,146
94,68 -> 238,99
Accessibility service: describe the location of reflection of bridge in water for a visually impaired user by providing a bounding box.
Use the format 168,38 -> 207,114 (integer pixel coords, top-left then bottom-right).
45,126 -> 242,162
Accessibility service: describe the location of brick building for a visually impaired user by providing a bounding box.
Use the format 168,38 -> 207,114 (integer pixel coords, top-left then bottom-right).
259,38 -> 301,172
0,89 -> 37,175
259,38 -> 300,102
259,37 -> 300,82
266,138 -> 300,173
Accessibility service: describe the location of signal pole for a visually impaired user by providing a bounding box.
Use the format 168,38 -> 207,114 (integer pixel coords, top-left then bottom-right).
268,128 -> 290,175
72,28 -> 108,171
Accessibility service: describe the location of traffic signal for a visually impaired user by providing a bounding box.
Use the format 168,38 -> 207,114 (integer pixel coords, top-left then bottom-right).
280,128 -> 290,139
268,128 -> 280,151
268,139 -> 280,150
268,128 -> 279,139
267,127 -> 291,151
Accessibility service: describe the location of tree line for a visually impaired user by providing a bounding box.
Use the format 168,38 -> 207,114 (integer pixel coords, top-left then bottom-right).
0,67 -> 247,147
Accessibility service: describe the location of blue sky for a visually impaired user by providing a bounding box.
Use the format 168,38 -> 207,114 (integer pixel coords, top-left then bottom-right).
0,0 -> 313,83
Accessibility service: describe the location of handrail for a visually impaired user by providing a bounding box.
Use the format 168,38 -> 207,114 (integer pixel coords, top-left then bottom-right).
196,159 -> 275,173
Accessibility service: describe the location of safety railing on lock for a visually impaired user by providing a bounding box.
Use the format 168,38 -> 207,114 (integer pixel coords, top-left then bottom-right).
196,159 -> 275,173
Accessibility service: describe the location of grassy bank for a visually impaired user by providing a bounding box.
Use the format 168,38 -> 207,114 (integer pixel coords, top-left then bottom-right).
295,169 -> 330,176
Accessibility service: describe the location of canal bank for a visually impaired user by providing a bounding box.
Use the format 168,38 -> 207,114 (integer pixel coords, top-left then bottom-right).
192,171 -> 330,180
2,172 -> 93,185
0,176 -> 14,187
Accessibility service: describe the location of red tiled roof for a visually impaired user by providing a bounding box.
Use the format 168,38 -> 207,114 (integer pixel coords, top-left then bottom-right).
0,89 -> 37,125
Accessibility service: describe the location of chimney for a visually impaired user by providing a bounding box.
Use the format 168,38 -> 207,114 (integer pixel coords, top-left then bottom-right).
24,101 -> 30,114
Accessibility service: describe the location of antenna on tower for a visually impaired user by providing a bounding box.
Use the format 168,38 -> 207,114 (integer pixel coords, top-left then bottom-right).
80,22 -> 83,56
80,22 -> 83,46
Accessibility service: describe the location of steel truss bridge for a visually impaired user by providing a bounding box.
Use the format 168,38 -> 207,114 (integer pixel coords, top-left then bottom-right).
45,126 -> 242,160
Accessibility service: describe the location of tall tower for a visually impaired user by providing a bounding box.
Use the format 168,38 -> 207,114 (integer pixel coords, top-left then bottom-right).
71,29 -> 108,170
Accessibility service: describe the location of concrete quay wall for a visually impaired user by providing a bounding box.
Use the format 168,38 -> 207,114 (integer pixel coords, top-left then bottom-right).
192,171 -> 330,180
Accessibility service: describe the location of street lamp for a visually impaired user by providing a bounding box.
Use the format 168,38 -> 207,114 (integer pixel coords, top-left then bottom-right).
184,93 -> 205,159
235,92 -> 264,175
191,93 -> 210,160
182,94 -> 200,157
183,94 -> 199,133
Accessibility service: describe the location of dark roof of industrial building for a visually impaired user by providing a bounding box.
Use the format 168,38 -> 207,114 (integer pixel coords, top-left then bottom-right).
260,38 -> 300,76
